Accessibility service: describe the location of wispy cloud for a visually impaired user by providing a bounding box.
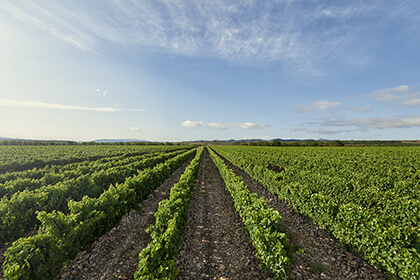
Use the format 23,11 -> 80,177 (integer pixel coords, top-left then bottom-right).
207,123 -> 228,130
396,98 -> 420,106
4,1 -> 420,73
231,122 -> 269,130
1,2 -> 95,52
294,101 -> 342,113
130,126 -> 140,131
181,121 -> 227,130
368,85 -> 420,106
295,127 -> 354,135
0,99 -> 146,112
368,85 -> 411,101
352,106 -> 373,113
307,129 -> 345,135
322,116 -> 420,129
181,120 -> 268,130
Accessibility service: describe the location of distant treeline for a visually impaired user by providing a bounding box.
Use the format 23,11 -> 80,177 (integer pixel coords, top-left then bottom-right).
246,140 -> 420,147
247,140 -> 345,147
0,140 -> 180,146
0,140 -> 78,146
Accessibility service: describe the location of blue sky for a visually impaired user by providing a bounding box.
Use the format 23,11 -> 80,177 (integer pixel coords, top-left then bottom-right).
1,0 -> 420,141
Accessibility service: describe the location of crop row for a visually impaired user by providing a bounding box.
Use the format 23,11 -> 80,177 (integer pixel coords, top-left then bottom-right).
2,148 -> 196,280
0,145 -> 191,174
0,145 -> 191,185
0,151 -> 177,199
0,149 -> 187,246
213,146 -> 420,279
209,148 -> 291,279
135,147 -> 204,279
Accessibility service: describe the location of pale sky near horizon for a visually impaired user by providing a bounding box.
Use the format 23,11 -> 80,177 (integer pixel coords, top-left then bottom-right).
1,1 -> 420,141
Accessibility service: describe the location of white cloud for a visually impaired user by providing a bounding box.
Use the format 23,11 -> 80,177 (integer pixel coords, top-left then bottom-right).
323,116 -> 420,129
0,99 -> 146,112
181,120 -> 205,128
396,98 -> 420,106
130,126 -> 140,131
295,126 -> 353,135
294,101 -> 342,112
231,122 -> 269,130
368,85 -> 420,107
181,120 -> 268,130
307,129 -> 341,135
368,85 -> 411,101
207,123 -> 228,130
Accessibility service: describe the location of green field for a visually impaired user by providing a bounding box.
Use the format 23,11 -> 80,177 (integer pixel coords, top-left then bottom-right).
212,145 -> 420,279
0,145 -> 419,279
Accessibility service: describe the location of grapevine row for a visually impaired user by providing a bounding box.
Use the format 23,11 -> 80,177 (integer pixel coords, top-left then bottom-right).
208,148 -> 291,279
135,147 -> 204,279
2,148 -> 196,280
0,145 -> 191,174
213,146 -> 420,279
0,149 -> 186,246
0,148 -> 189,199
0,145 -> 190,184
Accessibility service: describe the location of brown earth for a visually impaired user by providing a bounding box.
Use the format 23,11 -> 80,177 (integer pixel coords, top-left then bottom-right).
176,148 -> 268,280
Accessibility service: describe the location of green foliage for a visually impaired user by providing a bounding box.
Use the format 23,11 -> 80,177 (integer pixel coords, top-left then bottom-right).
0,150 -> 187,246
2,149 -> 196,280
249,140 -> 344,147
135,148 -> 203,279
213,145 -> 420,279
208,148 -> 291,279
0,145 -> 193,174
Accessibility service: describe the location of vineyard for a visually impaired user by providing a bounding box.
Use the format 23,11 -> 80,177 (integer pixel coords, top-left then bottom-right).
0,144 -> 419,279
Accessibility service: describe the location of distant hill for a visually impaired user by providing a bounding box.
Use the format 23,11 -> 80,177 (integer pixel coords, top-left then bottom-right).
2,136 -> 418,146
92,139 -> 153,143
184,138 -> 328,144
0,136 -> 77,145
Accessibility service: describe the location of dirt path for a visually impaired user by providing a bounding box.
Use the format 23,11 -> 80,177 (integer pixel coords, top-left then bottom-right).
176,149 -> 267,280
219,153 -> 392,280
56,158 -> 193,280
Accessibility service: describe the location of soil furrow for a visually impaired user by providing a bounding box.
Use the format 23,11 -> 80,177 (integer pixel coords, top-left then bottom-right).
56,158 -> 193,280
218,153 -> 392,280
176,149 -> 268,280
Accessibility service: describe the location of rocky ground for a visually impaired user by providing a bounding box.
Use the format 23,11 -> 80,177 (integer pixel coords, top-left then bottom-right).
176,149 -> 267,280
218,152 -> 392,280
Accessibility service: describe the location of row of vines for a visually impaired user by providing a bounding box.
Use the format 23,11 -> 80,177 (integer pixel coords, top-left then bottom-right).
212,145 -> 420,279
0,145 -> 193,279
0,145 -> 187,174
2,144 -> 418,279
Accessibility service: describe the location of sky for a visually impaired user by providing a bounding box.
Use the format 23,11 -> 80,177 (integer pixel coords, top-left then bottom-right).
1,0 -> 420,142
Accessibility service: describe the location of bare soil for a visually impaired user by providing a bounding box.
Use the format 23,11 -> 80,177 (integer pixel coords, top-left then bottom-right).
176,149 -> 268,280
